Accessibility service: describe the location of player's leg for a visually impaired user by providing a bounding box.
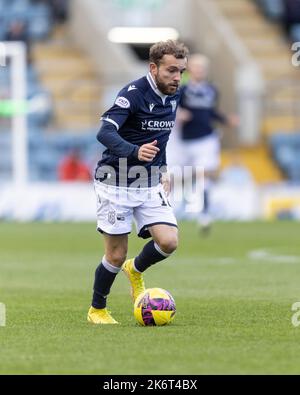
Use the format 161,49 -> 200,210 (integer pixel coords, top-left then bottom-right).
89,180 -> 133,324
191,133 -> 220,234
133,223 -> 178,269
166,125 -> 186,219
123,186 -> 178,302
181,140 -> 202,218
88,234 -> 128,324
148,224 -> 178,256
200,170 -> 217,234
123,225 -> 178,302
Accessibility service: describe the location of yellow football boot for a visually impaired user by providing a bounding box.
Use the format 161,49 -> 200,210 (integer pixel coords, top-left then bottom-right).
87,307 -> 119,324
122,258 -> 145,302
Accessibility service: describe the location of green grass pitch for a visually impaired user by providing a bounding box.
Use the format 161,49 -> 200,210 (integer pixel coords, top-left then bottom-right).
1,221 -> 300,374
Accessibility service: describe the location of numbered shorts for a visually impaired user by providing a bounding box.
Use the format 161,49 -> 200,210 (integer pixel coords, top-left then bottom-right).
94,181 -> 177,239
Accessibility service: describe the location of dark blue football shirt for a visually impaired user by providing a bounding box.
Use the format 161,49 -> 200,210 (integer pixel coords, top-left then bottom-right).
179,81 -> 227,141
95,72 -> 180,187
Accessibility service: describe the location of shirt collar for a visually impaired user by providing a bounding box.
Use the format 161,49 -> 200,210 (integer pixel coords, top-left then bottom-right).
147,72 -> 168,104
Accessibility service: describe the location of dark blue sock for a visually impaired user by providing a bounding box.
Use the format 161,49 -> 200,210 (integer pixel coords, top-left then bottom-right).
92,260 -> 119,309
134,240 -> 170,273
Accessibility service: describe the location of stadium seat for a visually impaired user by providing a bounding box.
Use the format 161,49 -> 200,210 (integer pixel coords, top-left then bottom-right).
9,0 -> 30,14
286,156 -> 300,182
290,24 -> 300,42
255,0 -> 284,21
27,3 -> 53,41
270,132 -> 300,183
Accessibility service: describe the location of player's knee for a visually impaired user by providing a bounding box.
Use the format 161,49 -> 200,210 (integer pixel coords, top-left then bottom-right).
158,236 -> 178,255
106,251 -> 127,267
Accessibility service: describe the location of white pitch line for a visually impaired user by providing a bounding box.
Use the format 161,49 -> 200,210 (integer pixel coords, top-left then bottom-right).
248,249 -> 300,264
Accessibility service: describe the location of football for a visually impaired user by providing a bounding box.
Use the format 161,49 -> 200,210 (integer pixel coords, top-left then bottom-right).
134,288 -> 176,326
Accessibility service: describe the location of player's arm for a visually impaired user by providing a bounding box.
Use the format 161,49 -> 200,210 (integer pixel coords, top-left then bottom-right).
211,87 -> 239,127
97,91 -> 140,158
211,108 -> 227,124
98,89 -> 159,161
211,109 -> 239,128
97,123 -> 159,162
176,85 -> 192,124
176,107 -> 193,124
211,93 -> 227,124
97,121 -> 139,158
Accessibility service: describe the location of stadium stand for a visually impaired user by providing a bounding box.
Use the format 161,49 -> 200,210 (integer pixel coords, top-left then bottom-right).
253,0 -> 300,41
215,0 -> 300,183
32,25 -> 102,130
0,0 -> 102,182
1,0 -> 299,184
253,0 -> 285,22
251,0 -> 300,182
269,132 -> 300,182
0,0 -> 52,41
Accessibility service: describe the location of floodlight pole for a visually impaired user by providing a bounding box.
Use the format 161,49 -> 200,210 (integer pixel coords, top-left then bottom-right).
5,42 -> 28,186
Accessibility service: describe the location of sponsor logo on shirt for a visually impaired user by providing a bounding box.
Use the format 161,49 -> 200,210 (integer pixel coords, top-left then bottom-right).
141,120 -> 175,131
115,96 -> 130,108
149,103 -> 155,112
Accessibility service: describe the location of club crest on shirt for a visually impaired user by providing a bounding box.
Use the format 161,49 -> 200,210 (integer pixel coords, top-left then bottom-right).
170,100 -> 177,113
108,211 -> 116,225
115,96 -> 130,109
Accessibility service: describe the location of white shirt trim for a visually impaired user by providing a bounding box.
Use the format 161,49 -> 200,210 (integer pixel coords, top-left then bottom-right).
101,117 -> 119,131
147,72 -> 168,105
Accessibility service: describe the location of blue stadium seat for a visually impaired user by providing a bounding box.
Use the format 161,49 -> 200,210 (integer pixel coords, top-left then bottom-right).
270,132 -> 300,183
9,0 -> 30,14
286,156 -> 300,182
290,24 -> 300,42
27,4 -> 53,41
256,0 -> 284,21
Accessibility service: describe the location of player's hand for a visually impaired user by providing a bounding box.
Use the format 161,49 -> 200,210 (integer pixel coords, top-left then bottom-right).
177,108 -> 193,123
227,114 -> 240,128
138,140 -> 160,162
161,172 -> 171,196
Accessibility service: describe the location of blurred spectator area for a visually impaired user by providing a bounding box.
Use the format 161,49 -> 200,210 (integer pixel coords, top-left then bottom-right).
269,133 -> 300,183
0,0 -> 103,182
0,0 -> 101,130
214,0 -> 300,183
0,128 -> 102,182
32,24 -> 102,131
253,0 -> 300,42
0,0 -> 52,42
1,0 -> 300,184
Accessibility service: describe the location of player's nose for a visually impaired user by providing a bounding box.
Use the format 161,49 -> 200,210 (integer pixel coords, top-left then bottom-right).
173,73 -> 181,82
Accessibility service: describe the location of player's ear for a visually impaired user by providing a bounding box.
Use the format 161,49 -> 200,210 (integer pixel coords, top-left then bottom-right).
150,62 -> 158,76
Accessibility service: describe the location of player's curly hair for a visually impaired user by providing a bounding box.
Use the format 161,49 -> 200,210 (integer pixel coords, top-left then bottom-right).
149,40 -> 189,66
